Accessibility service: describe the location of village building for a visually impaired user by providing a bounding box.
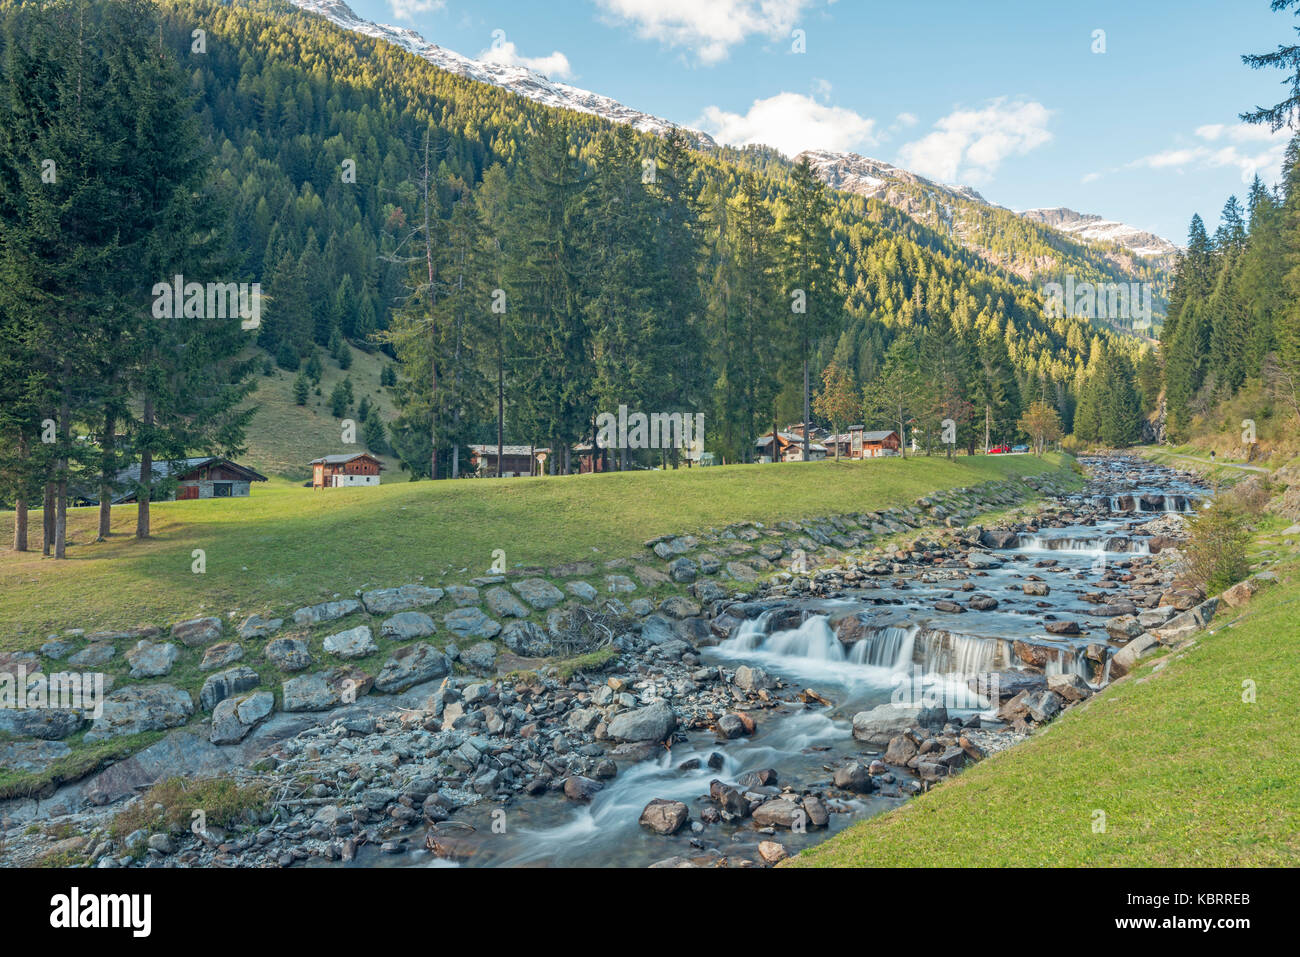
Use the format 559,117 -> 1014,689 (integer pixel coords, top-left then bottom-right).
79,457 -> 267,504
468,445 -> 551,477
310,452 -> 384,488
825,426 -> 902,458
755,430 -> 829,462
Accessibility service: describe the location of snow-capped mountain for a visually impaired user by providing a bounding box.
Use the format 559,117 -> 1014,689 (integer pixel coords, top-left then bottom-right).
1019,208 -> 1178,258
289,1 -> 715,148
797,149 -> 1176,262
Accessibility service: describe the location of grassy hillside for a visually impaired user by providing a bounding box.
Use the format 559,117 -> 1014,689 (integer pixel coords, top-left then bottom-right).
240,343 -> 400,480
789,512 -> 1300,867
0,453 -> 1067,642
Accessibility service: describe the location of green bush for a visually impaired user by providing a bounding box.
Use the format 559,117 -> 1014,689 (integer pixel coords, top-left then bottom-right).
1182,500 -> 1251,594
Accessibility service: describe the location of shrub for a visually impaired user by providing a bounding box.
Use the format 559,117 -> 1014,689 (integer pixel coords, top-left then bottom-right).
1181,500 -> 1251,595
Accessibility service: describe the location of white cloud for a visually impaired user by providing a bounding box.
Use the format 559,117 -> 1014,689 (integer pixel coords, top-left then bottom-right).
593,0 -> 816,64
480,39 -> 574,79
388,0 -> 445,21
895,111 -> 918,127
1081,171 -> 1102,184
696,92 -> 876,157
897,98 -> 1053,184
1131,122 -> 1289,185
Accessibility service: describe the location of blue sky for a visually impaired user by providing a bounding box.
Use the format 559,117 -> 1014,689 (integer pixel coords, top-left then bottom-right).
349,0 -> 1298,244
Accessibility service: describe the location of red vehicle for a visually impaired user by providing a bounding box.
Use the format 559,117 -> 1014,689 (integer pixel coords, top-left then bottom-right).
988,445 -> 1010,454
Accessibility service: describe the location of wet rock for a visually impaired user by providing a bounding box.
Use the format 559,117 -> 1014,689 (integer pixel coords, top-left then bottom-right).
801,795 -> 829,828
171,616 -> 223,647
883,733 -> 919,766
968,595 -> 999,611
716,713 -> 747,739
758,841 -> 788,864
563,775 -> 603,801
752,798 -> 803,829
265,637 -> 312,672
979,529 -> 1018,548
1044,620 -> 1082,635
934,600 -> 965,613
323,625 -> 378,660
639,799 -> 689,835
1012,640 -> 1055,669
833,762 -> 874,793
1022,582 -> 1051,596
916,705 -> 948,729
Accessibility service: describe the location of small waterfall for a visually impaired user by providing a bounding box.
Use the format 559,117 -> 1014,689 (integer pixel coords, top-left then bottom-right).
918,629 -> 1002,674
1016,534 -> 1149,555
847,625 -> 918,670
758,616 -> 844,661
728,610 -> 777,650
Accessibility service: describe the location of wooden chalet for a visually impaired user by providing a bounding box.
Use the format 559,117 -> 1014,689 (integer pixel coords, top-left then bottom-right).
310,452 -> 384,488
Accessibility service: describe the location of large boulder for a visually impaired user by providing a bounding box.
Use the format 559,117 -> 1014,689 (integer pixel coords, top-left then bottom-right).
459,641 -> 499,674
851,704 -> 919,745
1109,632 -> 1160,677
1221,573 -> 1276,608
210,691 -> 274,745
606,700 -> 677,743
237,615 -> 282,640
0,707 -> 84,740
265,637 -> 312,672
752,798 -> 803,829
500,621 -> 553,657
639,799 -> 690,835
374,643 -> 450,693
84,685 -> 194,741
484,587 -> 530,619
1153,598 -> 1219,645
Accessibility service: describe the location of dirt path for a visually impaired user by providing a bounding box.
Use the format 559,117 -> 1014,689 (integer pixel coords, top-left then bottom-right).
1159,452 -> 1268,474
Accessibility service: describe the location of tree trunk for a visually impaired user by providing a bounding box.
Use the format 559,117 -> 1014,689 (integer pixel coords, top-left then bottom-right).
137,396 -> 153,539
54,370 -> 70,558
98,408 -> 115,540
802,352 -> 810,461
43,483 -> 54,555
13,497 -> 27,552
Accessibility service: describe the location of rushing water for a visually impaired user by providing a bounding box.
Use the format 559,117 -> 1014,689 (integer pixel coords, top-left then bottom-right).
360,459 -> 1200,868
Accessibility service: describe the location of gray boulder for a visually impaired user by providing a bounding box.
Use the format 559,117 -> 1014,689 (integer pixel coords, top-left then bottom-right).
381,611 -> 437,640
292,599 -> 362,626
210,691 -> 274,744
125,640 -> 180,678
199,665 -> 261,712
171,616 -> 223,647
512,578 -> 564,610
322,625 -> 378,660
484,586 -> 530,619
360,586 -> 443,616
375,643 -> 450,693
265,637 -> 312,672
443,607 -> 501,639
607,700 -> 676,742
84,685 -> 194,741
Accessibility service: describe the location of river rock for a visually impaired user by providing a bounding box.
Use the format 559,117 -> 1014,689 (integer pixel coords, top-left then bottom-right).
375,643 -> 450,692
1109,632 -> 1160,676
801,795 -> 829,828
733,664 -> 774,691
607,700 -> 676,742
210,691 -> 274,744
883,733 -> 919,765
292,599 -> 362,626
833,762 -> 874,793
1022,582 -> 1051,596
322,625 -> 378,660
1153,598 -> 1219,644
361,586 -> 443,615
979,529 -> 1018,548
851,704 -> 919,745
84,685 -> 194,741
199,665 -> 261,711
563,775 -> 603,801
1044,620 -> 1082,635
381,611 -> 437,640
639,799 -> 689,835
265,637 -> 312,672
969,595 -> 999,611
125,640 -> 180,678
171,616 -> 223,647
1047,672 -> 1092,702
512,578 -> 564,610
758,841 -> 788,864
752,798 -> 803,829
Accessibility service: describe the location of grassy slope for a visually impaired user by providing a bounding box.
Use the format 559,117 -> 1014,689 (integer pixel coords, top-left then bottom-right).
0,453 -> 1064,643
789,513 -> 1300,868
240,342 -> 400,480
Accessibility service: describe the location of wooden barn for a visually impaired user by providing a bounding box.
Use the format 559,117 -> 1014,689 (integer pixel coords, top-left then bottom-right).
310,452 -> 384,488
468,445 -> 550,477
82,457 -> 267,504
